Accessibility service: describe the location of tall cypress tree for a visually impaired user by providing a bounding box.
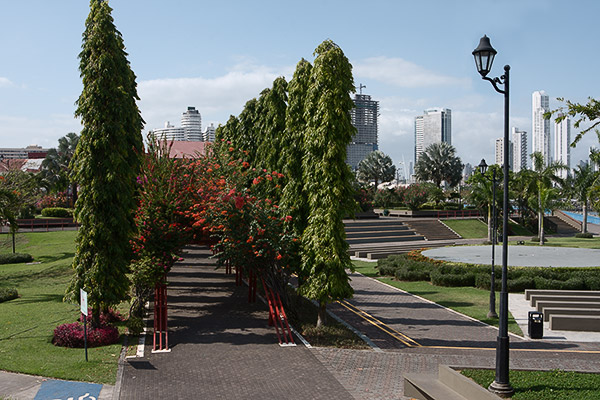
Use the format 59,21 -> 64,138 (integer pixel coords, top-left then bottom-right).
255,77 -> 288,173
66,0 -> 144,326
299,40 -> 356,327
281,59 -> 312,240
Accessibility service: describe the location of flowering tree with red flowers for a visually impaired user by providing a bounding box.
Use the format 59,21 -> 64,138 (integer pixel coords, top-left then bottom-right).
129,138 -> 200,317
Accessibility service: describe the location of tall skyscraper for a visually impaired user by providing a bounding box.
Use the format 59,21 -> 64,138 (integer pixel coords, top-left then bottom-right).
347,93 -> 379,170
554,113 -> 571,179
511,127 -> 528,172
495,137 -> 513,169
203,123 -> 216,142
532,90 -> 551,166
414,108 -> 451,163
181,106 -> 202,141
150,106 -> 205,142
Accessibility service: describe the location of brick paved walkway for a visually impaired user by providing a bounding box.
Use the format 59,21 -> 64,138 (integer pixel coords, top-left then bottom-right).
119,247 -> 353,400
119,246 -> 600,400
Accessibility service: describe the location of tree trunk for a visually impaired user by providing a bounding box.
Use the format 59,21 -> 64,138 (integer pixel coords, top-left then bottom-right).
91,303 -> 101,328
539,210 -> 545,246
316,301 -> 327,328
583,203 -> 588,233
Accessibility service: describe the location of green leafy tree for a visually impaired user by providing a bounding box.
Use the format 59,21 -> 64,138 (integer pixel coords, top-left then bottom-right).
0,183 -> 18,253
466,165 -> 504,242
255,77 -> 288,173
66,0 -> 144,326
356,150 -> 396,188
414,142 -> 463,188
40,132 -> 80,204
299,40 -> 356,327
281,59 -> 312,245
530,152 -> 566,245
569,163 -> 597,233
547,97 -> 599,147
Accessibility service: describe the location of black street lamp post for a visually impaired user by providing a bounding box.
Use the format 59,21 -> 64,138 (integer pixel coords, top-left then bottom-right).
478,159 -> 498,319
473,35 -> 514,397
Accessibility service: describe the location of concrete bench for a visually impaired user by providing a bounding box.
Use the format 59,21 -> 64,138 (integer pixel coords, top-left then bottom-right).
549,314 -> 600,332
404,365 -> 501,400
525,289 -> 600,300
542,307 -> 600,322
530,295 -> 600,308
537,301 -> 600,313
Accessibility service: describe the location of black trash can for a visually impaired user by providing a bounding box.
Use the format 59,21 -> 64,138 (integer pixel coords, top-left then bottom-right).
528,311 -> 543,339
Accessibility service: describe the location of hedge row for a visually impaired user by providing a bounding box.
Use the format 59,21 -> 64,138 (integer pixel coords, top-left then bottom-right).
0,253 -> 33,265
0,288 -> 18,303
41,207 -> 74,218
377,253 -> 600,292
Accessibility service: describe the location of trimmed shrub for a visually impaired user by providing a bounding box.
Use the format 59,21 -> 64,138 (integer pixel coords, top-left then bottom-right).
533,276 -> 586,290
41,207 -> 73,218
584,275 -> 600,290
126,316 -> 145,336
507,276 -> 535,292
0,253 -> 33,265
79,308 -> 124,325
575,232 -> 594,239
377,254 -> 405,276
395,266 -> 430,281
53,322 -> 120,348
530,236 -> 548,243
0,288 -> 18,303
430,269 -> 475,287
475,272 -> 501,291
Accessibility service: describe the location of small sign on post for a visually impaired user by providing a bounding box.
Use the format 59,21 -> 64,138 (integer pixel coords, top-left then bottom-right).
80,289 -> 88,362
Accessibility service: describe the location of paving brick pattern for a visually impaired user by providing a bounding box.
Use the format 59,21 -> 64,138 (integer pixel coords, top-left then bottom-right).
119,247 -> 354,400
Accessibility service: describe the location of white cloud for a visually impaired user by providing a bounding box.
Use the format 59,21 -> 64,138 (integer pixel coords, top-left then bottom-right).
138,63 -> 293,131
0,114 -> 81,148
0,77 -> 14,88
354,56 -> 470,88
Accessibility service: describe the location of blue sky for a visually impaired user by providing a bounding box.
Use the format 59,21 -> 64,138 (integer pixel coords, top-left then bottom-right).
1,0 -> 598,174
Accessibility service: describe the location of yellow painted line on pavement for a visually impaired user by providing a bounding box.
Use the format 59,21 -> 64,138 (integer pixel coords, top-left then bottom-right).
337,300 -> 421,347
414,345 -> 600,354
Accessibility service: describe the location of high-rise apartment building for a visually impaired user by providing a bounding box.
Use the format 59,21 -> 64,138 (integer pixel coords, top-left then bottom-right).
414,108 -> 451,164
511,127 -> 528,172
347,93 -> 379,170
203,123 -> 216,142
532,91 -> 551,166
554,113 -> 571,179
151,106 -> 205,142
181,107 -> 202,141
495,137 -> 513,169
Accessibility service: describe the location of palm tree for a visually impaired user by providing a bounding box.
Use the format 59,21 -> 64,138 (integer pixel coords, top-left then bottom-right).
466,165 -> 502,242
570,163 -> 598,233
357,150 -> 396,188
40,132 -> 79,205
530,152 -> 566,245
415,142 -> 463,188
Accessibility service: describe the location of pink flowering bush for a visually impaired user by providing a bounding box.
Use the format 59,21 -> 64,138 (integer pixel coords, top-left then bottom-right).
403,184 -> 428,210
52,322 -> 120,348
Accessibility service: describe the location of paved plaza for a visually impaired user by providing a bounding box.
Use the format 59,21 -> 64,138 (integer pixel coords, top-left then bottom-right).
2,243 -> 600,400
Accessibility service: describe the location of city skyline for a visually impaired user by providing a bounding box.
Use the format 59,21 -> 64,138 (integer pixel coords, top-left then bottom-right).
1,0 -> 599,170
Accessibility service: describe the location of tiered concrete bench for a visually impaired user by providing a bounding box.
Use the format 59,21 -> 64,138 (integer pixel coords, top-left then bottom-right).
525,289 -> 600,332
404,365 -> 501,400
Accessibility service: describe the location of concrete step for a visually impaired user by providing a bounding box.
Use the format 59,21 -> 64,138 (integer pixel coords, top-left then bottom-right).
525,289 -> 600,300
542,307 -> 600,322
550,314 -> 600,332
537,301 -> 600,313
346,234 -> 425,245
345,229 -> 415,238
531,295 -> 600,307
345,224 -> 411,233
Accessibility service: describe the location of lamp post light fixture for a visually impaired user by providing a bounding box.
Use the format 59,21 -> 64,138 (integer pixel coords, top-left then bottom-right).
473,35 -> 514,397
478,159 -> 498,319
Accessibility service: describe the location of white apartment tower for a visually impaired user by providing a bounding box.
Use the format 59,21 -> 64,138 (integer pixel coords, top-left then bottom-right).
203,123 -> 216,142
511,127 -> 528,172
532,91 -> 551,166
494,137 -> 513,169
554,113 -> 571,179
181,107 -> 202,141
414,108 -> 451,163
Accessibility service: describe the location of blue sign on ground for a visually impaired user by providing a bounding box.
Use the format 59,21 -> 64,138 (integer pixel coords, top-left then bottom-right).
34,379 -> 102,400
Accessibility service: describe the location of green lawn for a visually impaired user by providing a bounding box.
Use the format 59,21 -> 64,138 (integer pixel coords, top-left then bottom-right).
352,260 -> 523,336
462,369 -> 600,399
442,219 -> 487,238
0,231 -> 124,384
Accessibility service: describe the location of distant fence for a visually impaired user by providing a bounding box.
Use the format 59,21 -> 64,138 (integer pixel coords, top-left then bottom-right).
435,209 -> 481,219
0,218 -> 80,233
